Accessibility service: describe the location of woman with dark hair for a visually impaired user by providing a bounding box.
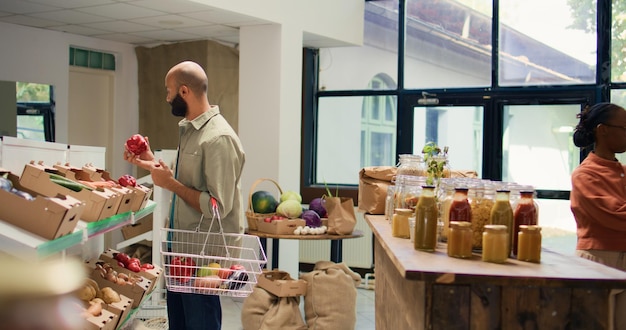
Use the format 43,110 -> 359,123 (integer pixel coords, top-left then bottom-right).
570,102 -> 626,329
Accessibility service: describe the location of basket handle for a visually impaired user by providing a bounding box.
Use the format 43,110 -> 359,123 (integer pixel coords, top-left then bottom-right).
247,178 -> 283,213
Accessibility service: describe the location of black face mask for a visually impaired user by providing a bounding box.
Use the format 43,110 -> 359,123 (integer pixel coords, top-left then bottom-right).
170,93 -> 188,117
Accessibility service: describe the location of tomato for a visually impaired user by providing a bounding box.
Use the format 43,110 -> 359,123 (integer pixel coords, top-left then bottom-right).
172,257 -> 196,283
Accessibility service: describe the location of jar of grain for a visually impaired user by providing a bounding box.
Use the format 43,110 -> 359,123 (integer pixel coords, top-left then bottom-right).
397,154 -> 425,177
469,180 -> 495,250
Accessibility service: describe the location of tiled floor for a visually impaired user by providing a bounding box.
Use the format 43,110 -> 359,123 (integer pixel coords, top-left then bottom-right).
221,285 -> 376,330
130,285 -> 376,329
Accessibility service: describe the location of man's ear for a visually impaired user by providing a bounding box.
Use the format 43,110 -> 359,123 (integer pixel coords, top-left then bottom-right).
179,85 -> 189,97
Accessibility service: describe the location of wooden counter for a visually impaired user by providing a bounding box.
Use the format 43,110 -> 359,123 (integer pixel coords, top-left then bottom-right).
365,214 -> 626,329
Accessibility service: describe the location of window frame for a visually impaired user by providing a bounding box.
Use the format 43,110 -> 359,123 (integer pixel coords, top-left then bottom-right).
300,0 -> 612,204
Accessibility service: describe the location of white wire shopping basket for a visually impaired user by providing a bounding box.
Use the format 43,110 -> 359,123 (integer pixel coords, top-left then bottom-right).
160,198 -> 267,297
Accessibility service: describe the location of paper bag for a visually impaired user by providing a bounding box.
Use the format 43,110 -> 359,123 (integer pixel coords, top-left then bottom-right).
324,196 -> 357,235
358,166 -> 396,215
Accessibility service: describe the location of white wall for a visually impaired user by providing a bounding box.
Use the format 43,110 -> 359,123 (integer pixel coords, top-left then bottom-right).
0,22 -> 138,179
192,0 -> 364,48
0,2 -> 365,275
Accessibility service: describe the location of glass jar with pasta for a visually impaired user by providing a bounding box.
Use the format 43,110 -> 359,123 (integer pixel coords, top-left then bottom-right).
469,180 -> 495,250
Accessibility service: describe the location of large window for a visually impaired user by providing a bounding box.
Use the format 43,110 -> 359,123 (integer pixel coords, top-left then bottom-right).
16,82 -> 55,142
302,0 -> 616,209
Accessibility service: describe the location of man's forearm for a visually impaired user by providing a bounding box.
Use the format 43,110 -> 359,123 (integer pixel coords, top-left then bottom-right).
166,179 -> 202,213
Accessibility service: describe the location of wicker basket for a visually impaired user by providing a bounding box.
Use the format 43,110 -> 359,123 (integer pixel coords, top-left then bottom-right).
246,178 -> 282,231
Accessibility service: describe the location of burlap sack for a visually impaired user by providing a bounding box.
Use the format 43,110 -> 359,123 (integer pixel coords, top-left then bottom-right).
241,286 -> 308,330
301,261 -> 362,330
358,166 -> 396,214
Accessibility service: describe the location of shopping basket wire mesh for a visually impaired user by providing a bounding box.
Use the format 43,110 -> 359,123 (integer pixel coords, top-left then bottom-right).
161,197 -> 267,297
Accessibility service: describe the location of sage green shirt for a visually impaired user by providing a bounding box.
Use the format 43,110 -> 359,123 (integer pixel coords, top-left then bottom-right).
171,105 -> 245,236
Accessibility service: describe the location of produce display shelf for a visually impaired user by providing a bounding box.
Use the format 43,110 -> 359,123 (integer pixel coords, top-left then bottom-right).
133,200 -> 156,224
116,288 -> 159,329
81,200 -> 156,238
0,222 -> 83,259
36,229 -> 84,258
0,200 -> 156,259
116,231 -> 152,250
81,211 -> 132,238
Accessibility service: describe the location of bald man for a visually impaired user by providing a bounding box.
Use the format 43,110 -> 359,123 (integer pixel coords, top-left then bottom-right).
125,60 -> 246,329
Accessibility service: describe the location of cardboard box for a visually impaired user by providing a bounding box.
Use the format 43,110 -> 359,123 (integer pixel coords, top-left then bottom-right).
0,169 -> 85,240
98,248 -> 162,292
257,270 -> 307,297
128,184 -> 153,212
121,215 -> 153,240
83,165 -> 153,212
19,162 -> 121,222
80,165 -> 138,214
84,308 -> 118,330
52,163 -> 124,216
87,260 -> 152,308
104,293 -> 133,330
256,218 -> 305,235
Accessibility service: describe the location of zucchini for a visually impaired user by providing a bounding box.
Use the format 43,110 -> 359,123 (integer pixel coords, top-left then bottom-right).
49,176 -> 93,192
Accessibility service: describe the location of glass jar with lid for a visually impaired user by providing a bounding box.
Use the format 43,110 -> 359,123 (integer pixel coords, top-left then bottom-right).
385,185 -> 397,223
489,189 -> 514,257
392,208 -> 412,239
396,175 -> 426,211
437,178 -> 455,242
517,225 -> 542,263
397,154 -> 425,177
512,188 -> 538,256
444,186 -> 471,241
469,180 -> 495,250
482,224 -> 509,263
447,221 -> 473,258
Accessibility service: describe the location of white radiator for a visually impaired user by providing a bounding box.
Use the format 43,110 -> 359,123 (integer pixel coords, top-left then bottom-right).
299,210 -> 373,269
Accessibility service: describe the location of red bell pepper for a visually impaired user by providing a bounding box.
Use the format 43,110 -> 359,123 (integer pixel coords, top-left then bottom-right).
125,134 -> 148,155
118,174 -> 137,187
171,256 -> 196,283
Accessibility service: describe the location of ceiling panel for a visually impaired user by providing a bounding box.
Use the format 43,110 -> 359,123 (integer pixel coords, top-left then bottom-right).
0,0 -> 344,47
